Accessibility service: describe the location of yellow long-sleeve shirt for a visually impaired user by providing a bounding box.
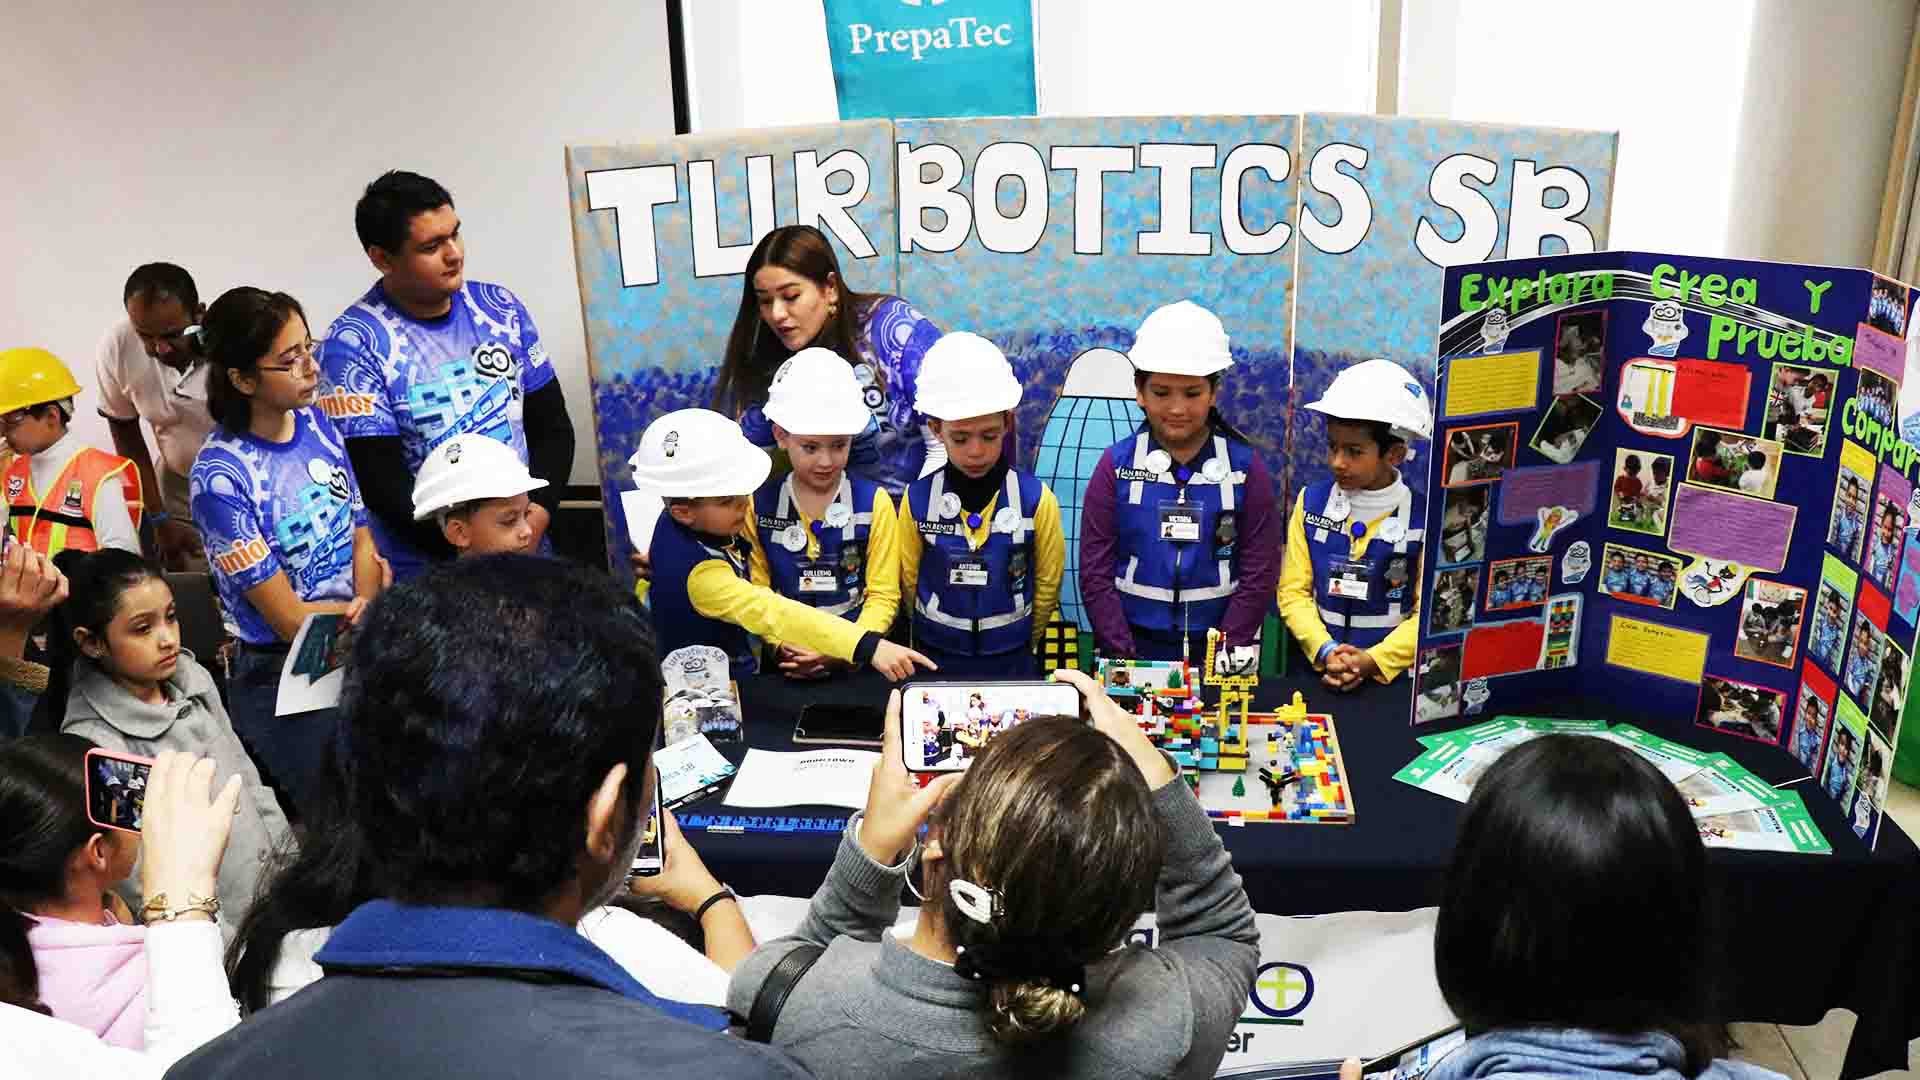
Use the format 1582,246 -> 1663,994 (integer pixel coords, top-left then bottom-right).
898,479 -> 1065,651
748,484 -> 902,640
1275,489 -> 1421,683
686,557 -> 867,663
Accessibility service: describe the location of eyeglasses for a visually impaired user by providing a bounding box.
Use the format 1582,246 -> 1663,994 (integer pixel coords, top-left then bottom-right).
258,339 -> 320,374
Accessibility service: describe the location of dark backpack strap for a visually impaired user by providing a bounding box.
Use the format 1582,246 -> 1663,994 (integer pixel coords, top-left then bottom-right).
743,943 -> 826,1043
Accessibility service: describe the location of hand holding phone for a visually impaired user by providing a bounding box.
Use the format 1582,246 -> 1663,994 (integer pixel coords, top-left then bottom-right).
627,808 -> 729,914
629,768 -> 666,878
860,690 -> 961,864
133,751 -> 243,920
86,748 -> 154,833
1049,669 -> 1176,789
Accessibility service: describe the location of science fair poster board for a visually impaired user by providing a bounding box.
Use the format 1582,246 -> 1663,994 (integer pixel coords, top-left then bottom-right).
565,115 -> 1616,635
1411,251 -> 1916,849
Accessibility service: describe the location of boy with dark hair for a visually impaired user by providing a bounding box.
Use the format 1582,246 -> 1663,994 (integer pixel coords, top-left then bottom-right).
319,170 -> 574,582
1278,358 -> 1433,690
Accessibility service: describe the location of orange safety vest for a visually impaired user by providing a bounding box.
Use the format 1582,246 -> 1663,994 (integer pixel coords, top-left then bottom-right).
4,446 -> 145,557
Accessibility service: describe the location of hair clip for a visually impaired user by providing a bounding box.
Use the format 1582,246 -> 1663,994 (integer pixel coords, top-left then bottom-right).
948,878 -> 1002,925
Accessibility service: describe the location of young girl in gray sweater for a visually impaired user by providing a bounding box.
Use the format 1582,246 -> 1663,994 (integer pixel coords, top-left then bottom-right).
728,669 -> 1259,1079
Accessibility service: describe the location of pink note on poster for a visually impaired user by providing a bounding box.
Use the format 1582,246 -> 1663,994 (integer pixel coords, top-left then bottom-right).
1496,462 -> 1601,525
1667,484 -> 1797,572
1855,322 -> 1905,384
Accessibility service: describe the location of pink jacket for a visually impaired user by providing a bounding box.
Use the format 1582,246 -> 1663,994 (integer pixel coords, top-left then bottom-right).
27,912 -> 148,1049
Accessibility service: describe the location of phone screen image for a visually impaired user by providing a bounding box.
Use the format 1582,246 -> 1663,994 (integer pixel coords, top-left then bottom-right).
631,769 -> 665,877
901,681 -> 1081,772
85,749 -> 153,833
1362,1024 -> 1465,1080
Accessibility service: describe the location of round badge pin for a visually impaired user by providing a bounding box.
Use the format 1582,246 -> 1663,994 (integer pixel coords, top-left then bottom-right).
1349,522 -> 1368,540
824,503 -> 852,528
1380,519 -> 1406,543
967,513 -> 984,530
939,492 -> 963,520
863,386 -> 885,410
852,363 -> 875,386
1143,449 -> 1173,474
781,525 -> 806,552
992,506 -> 1020,533
1201,457 -> 1228,482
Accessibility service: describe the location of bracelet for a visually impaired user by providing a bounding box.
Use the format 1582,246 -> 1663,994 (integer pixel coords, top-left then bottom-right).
1314,641 -> 1337,668
693,886 -> 737,922
142,891 -> 220,924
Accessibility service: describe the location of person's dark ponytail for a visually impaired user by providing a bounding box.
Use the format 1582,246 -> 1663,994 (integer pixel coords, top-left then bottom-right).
0,734 -> 100,1012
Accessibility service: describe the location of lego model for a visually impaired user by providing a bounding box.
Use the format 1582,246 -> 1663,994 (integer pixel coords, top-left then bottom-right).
1093,630 -> 1353,825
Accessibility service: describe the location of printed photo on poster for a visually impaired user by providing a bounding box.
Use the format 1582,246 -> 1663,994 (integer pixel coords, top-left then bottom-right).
1871,639 -> 1906,736
1430,566 -> 1480,636
1864,491 -> 1908,590
1696,674 -> 1786,745
1841,612 -> 1887,706
1438,487 -> 1490,565
1897,529 -> 1920,625
1530,394 -> 1604,464
1485,555 -> 1551,611
1443,423 -> 1518,486
1608,448 -> 1673,536
1809,557 -> 1857,674
1852,727 -> 1894,842
1414,646 -> 1462,723
1827,468 -> 1870,564
1790,674 -> 1834,776
1762,363 -> 1833,456
1858,368 -> 1899,428
1687,427 -> 1782,500
1869,274 -> 1908,337
1822,701 -> 1867,806
1732,579 -> 1806,668
1598,543 -> 1681,609
1552,310 -> 1606,395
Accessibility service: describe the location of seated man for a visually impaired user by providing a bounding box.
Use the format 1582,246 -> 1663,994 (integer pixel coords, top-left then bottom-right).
169,556 -> 806,1079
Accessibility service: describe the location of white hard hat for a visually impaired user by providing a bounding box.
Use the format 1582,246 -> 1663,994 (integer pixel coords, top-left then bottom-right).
628,408 -> 771,498
411,434 -> 549,520
762,347 -> 871,436
1304,358 -> 1434,441
913,332 -> 1022,421
1128,300 -> 1233,377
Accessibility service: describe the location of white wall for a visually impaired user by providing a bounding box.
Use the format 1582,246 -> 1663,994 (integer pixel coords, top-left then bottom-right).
1723,0 -> 1916,267
0,0 -> 676,485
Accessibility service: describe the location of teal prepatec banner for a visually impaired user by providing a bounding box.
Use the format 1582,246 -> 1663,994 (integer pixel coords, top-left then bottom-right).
821,0 -> 1037,119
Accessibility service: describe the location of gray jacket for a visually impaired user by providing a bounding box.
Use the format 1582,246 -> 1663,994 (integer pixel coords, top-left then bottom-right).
63,651 -> 294,945
729,777 -> 1261,1080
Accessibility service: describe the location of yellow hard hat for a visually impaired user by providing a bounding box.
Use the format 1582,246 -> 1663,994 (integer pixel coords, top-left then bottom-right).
0,348 -> 83,416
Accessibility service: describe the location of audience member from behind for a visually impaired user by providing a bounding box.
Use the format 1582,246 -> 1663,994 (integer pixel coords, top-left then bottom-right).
409,433 -> 548,557
728,667 -> 1258,1079
48,549 -> 291,945
171,556 -> 807,1079
1,749 -> 245,1073
1427,736 -> 1784,1080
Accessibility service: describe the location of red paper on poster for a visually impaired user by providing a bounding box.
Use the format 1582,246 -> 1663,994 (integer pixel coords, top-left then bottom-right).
1857,580 -> 1891,630
1667,359 -> 1751,429
1800,662 -> 1837,706
1461,619 -> 1547,680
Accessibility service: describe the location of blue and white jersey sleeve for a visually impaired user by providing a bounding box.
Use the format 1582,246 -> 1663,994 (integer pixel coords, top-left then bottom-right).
469,282 -> 556,396
317,313 -> 402,441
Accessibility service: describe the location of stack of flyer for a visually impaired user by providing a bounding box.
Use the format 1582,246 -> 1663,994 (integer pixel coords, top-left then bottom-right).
1394,717 -> 1830,854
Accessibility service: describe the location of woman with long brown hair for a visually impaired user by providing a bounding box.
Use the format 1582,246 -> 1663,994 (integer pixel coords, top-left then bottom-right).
712,225 -> 944,495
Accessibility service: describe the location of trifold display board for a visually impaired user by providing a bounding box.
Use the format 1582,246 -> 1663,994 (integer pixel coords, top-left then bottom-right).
1412,252 -> 1917,850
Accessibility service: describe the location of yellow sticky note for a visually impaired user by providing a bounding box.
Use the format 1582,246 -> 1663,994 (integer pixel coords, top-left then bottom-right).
1840,439 -> 1875,480
1605,615 -> 1709,684
1443,349 -> 1542,418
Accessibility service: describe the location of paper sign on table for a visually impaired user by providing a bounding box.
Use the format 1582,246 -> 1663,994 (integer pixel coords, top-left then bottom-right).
725,748 -> 881,811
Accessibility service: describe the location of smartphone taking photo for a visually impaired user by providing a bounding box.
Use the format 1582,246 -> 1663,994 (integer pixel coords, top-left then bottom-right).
900,680 -> 1081,773
84,748 -> 155,834
630,766 -> 665,878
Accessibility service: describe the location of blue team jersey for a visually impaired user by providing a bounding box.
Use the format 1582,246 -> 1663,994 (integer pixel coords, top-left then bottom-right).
1868,536 -> 1898,582
1648,578 -> 1675,604
318,281 -> 555,577
1603,567 -> 1631,592
1627,568 -> 1652,595
1844,650 -> 1877,697
191,409 -> 366,645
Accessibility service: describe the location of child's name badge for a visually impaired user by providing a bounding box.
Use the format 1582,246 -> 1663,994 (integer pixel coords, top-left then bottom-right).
797,562 -> 839,593
949,558 -> 991,587
1329,559 -> 1372,600
1158,503 -> 1202,542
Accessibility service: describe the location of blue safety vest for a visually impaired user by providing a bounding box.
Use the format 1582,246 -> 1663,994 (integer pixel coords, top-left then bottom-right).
648,516 -> 757,675
907,468 -> 1042,657
1299,479 -> 1426,650
1106,429 -> 1257,637
753,473 -> 877,618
